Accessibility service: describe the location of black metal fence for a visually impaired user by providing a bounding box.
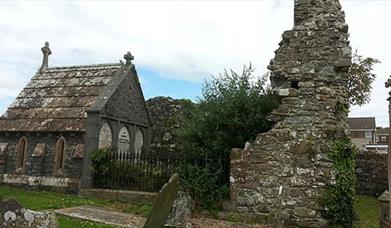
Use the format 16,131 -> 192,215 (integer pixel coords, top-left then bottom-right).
92,149 -> 230,192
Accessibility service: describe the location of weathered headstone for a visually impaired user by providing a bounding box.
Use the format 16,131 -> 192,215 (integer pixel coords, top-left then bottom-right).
165,191 -> 192,227
98,122 -> 113,149
118,127 -> 130,151
143,173 -> 180,228
0,198 -> 58,228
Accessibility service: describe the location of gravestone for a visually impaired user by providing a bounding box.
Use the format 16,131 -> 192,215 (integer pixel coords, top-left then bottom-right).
118,127 -> 130,151
134,129 -> 144,155
143,173 -> 180,228
0,198 -> 58,228
98,122 -> 112,149
165,191 -> 192,227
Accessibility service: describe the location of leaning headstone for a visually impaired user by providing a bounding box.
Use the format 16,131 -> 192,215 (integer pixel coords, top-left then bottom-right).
165,191 -> 192,227
143,173 -> 180,228
0,198 -> 58,228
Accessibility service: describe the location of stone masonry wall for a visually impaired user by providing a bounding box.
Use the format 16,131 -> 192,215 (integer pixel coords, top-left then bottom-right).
230,0 -> 351,227
104,67 -> 150,127
0,132 -> 83,191
0,132 -> 84,178
355,150 -> 388,196
146,96 -> 191,154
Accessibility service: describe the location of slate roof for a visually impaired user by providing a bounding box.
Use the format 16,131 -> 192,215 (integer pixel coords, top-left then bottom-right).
0,63 -> 121,132
376,127 -> 389,135
348,117 -> 376,130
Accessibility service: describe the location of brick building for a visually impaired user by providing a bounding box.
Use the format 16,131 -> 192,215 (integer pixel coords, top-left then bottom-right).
0,43 -> 151,191
376,127 -> 390,145
348,117 -> 376,149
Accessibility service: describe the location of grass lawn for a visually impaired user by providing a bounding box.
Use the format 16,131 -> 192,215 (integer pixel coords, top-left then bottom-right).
0,186 -> 379,227
0,186 -> 152,227
354,195 -> 379,228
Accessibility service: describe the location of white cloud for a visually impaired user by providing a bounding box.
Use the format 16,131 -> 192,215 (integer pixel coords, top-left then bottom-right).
0,0 -> 390,126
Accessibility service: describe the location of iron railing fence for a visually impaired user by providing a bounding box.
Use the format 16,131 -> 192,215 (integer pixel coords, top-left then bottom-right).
92,149 -> 230,192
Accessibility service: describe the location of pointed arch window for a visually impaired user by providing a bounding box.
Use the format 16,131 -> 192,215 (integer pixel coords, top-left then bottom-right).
54,137 -> 66,174
16,137 -> 27,170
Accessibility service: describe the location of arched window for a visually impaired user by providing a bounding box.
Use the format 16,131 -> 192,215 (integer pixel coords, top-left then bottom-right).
54,137 -> 66,174
134,129 -> 144,155
16,137 -> 27,170
118,127 -> 130,152
98,122 -> 112,149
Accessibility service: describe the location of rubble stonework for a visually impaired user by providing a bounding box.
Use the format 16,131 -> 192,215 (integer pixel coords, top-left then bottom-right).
356,150 -> 388,196
146,96 -> 190,154
0,198 -> 58,228
230,0 -> 351,226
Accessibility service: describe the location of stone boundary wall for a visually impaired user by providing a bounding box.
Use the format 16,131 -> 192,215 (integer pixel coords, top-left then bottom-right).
0,174 -> 79,193
355,150 -> 388,196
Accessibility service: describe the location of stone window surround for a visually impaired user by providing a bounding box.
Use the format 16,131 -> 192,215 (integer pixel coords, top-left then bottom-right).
54,136 -> 66,176
16,136 -> 28,173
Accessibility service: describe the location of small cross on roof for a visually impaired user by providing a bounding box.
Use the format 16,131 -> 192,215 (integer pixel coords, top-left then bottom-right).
124,51 -> 134,65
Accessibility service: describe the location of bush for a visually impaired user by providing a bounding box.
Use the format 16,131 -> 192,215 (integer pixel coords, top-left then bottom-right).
176,65 -> 279,209
179,65 -> 279,157
179,164 -> 228,209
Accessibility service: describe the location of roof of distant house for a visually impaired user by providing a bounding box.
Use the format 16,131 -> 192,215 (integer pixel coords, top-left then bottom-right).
376,127 -> 390,135
348,117 -> 376,130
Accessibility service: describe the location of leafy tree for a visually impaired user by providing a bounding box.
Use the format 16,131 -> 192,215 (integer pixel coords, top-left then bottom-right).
179,64 -> 280,157
348,52 -> 380,106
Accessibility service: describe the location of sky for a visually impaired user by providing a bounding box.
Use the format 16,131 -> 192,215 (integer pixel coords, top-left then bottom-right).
0,0 -> 390,126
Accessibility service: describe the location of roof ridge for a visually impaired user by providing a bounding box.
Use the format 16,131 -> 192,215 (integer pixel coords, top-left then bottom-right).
39,63 -> 122,73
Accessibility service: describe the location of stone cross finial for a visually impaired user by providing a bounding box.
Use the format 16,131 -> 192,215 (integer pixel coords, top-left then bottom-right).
124,51 -> 134,65
40,41 -> 52,72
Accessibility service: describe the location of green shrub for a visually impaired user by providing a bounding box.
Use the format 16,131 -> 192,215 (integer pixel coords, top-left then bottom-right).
320,138 -> 357,227
179,164 -> 228,209
176,65 -> 279,209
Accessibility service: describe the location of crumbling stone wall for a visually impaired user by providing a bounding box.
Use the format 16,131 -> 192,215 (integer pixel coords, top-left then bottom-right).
146,96 -> 191,154
230,0 -> 351,226
356,151 -> 388,196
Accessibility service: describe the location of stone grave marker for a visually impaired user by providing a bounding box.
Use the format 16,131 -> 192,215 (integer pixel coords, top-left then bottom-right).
0,198 -> 58,227
143,173 -> 180,228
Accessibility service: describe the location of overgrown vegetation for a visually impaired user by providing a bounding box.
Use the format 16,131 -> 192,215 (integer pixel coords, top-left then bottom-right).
180,164 -> 228,209
320,138 -> 357,227
179,65 -> 280,157
177,65 -> 280,209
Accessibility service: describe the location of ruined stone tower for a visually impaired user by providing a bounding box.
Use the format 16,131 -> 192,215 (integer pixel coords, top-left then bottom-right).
230,0 -> 351,226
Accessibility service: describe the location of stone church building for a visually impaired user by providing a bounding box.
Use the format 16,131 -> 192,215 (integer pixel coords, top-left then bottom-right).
0,43 -> 151,191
